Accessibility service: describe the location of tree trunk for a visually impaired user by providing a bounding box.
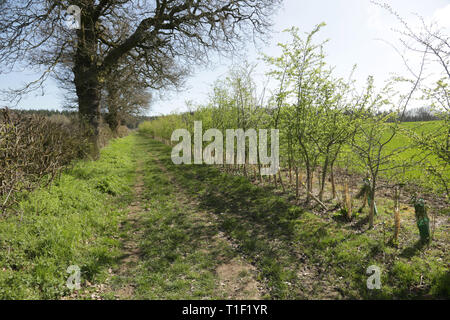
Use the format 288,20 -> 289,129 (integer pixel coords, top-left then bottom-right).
288,160 -> 292,185
319,156 -> 329,201
306,166 -> 311,203
105,82 -> 121,137
369,187 -> 375,229
330,162 -> 336,199
73,11 -> 101,159
317,168 -> 321,194
75,76 -> 101,159
258,163 -> 262,182
105,110 -> 120,137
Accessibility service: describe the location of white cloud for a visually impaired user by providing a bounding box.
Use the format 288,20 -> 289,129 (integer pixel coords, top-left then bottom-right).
432,4 -> 450,29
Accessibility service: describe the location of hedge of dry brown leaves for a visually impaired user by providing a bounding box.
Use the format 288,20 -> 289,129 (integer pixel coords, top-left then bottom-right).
0,108 -> 89,214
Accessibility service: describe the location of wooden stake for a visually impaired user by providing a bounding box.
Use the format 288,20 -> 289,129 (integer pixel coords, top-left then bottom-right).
393,187 -> 400,245
278,170 -> 286,192
344,181 -> 352,221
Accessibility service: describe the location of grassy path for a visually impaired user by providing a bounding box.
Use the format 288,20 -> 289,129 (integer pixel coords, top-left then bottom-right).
144,137 -> 339,299
105,159 -> 146,299
102,134 -> 262,299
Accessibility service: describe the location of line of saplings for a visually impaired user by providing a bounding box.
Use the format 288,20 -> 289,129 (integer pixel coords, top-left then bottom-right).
140,110 -> 437,247
0,108 -> 151,215
139,27 -> 448,247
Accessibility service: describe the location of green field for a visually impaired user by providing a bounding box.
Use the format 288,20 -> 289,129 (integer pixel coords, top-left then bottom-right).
338,121 -> 448,197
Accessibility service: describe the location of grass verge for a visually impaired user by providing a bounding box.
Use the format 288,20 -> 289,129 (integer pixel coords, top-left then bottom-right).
0,135 -> 138,299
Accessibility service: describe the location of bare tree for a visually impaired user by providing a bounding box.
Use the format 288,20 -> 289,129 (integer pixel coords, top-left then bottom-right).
102,62 -> 154,134
0,0 -> 281,157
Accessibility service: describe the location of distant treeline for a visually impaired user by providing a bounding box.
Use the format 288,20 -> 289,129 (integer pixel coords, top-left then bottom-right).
384,106 -> 441,122
149,106 -> 441,124
10,108 -> 76,117
8,107 -> 439,128
8,108 -> 155,129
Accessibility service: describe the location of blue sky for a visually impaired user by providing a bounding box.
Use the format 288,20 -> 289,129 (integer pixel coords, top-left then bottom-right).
1,0 -> 449,115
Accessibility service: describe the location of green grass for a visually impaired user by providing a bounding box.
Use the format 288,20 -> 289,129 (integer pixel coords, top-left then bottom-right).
1,131 -> 447,299
0,135 -> 138,299
131,162 -> 225,299
103,135 -> 254,300
144,134 -> 449,299
341,121 -> 449,197
384,121 -> 445,176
